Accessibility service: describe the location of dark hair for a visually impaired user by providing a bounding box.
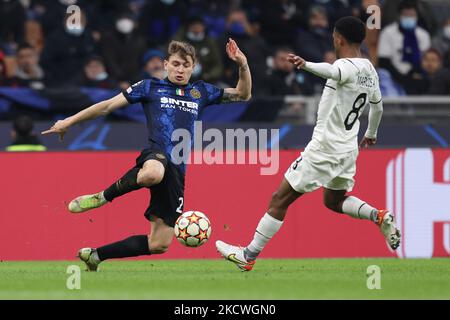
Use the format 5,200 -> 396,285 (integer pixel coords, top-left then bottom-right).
17,42 -> 34,52
423,48 -> 442,60
274,46 -> 294,55
334,16 -> 366,44
167,41 -> 196,63
85,55 -> 105,66
398,0 -> 417,13
13,115 -> 34,137
187,15 -> 205,27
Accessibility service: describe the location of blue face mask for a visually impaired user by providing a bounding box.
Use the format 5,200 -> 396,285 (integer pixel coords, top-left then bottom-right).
229,22 -> 246,36
400,17 -> 417,30
94,72 -> 108,81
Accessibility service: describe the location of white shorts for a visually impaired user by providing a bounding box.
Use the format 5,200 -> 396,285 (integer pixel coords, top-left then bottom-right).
284,147 -> 359,194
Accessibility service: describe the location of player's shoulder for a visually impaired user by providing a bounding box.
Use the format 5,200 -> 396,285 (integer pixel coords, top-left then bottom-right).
191,80 -> 219,93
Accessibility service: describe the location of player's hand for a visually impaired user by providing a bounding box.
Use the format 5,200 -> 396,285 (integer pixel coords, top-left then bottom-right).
41,119 -> 71,142
226,38 -> 248,68
287,54 -> 306,70
359,137 -> 377,149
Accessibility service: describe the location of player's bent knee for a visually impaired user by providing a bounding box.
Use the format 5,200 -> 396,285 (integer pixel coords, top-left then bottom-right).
138,170 -> 164,187
149,242 -> 170,254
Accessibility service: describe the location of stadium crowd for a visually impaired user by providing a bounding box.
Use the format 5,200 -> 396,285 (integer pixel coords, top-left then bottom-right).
0,0 -> 449,98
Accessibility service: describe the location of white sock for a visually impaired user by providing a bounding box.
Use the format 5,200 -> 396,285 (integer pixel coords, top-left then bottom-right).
342,196 -> 378,222
245,213 -> 283,261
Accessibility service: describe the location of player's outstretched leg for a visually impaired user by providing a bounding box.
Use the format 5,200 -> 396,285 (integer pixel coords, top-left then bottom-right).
78,218 -> 172,272
323,188 -> 401,250
216,179 -> 302,271
68,160 -> 164,214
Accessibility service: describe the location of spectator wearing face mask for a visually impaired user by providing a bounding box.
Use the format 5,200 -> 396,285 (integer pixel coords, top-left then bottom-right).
432,18 -> 450,68
40,10 -> 97,87
31,0 -> 85,38
173,16 -> 223,82
8,43 -> 45,90
378,0 -> 431,94
381,0 -> 438,36
295,5 -> 333,63
100,13 -> 146,89
78,56 -> 117,89
221,8 -> 269,95
139,49 -> 166,81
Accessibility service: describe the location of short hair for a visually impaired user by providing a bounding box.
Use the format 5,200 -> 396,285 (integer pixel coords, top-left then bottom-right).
398,0 -> 417,13
423,48 -> 442,60
187,15 -> 205,27
17,42 -> 34,52
13,115 -> 34,137
334,16 -> 366,44
274,46 -> 294,55
167,41 -> 196,63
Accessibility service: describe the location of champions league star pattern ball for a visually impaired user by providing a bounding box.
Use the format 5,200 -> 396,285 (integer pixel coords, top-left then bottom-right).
174,211 -> 212,247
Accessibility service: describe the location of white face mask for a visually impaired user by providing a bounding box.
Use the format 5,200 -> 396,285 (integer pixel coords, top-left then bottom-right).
116,19 -> 135,34
59,0 -> 78,5
444,26 -> 450,40
66,25 -> 85,36
186,31 -> 205,42
94,72 -> 108,81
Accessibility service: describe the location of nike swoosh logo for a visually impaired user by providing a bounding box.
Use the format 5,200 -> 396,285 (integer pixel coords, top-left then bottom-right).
227,254 -> 247,265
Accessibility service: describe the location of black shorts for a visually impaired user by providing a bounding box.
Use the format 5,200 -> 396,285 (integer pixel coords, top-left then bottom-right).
135,148 -> 185,228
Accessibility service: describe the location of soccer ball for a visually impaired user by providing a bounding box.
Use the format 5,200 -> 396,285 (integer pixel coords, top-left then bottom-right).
174,211 -> 212,247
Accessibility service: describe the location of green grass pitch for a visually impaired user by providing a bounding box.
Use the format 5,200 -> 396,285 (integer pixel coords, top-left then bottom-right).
0,259 -> 449,300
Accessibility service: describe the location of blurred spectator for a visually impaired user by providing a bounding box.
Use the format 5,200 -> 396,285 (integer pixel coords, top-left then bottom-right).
139,49 -> 166,80
40,10 -> 97,87
78,56 -> 117,89
30,0 -> 86,38
295,5 -> 333,63
382,0 -> 439,36
267,47 -> 301,95
420,48 -> 450,95
187,0 -> 229,38
221,9 -> 270,95
139,0 -> 188,48
378,0 -> 431,94
356,0 -> 382,64
432,18 -> 450,64
308,0 -> 355,27
174,16 -> 223,82
100,13 -> 146,87
259,0 -> 303,46
0,50 -> 6,86
6,115 -> 47,152
8,43 -> 45,90
0,0 -> 26,55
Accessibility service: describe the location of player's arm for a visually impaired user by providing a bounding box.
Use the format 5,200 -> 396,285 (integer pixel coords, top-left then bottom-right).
222,38 -> 252,102
287,54 -> 342,82
360,90 -> 383,148
41,93 -> 129,141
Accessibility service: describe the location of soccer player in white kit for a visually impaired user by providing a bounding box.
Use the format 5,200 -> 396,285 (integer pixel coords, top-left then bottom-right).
216,17 -> 401,271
